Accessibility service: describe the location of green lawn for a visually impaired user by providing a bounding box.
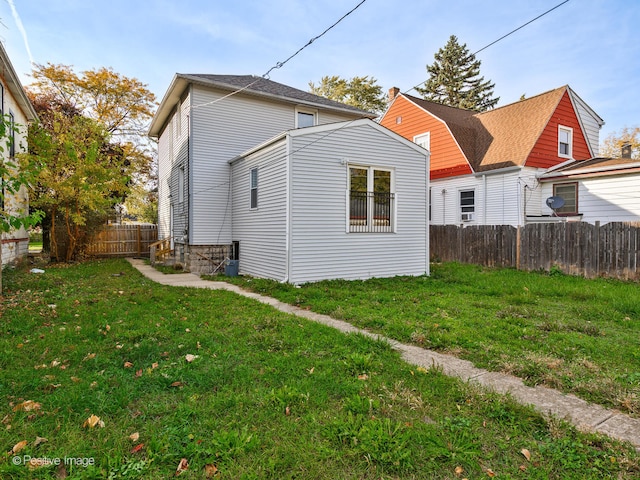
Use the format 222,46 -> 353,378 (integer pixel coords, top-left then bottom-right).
0,259 -> 638,479
222,262 -> 640,417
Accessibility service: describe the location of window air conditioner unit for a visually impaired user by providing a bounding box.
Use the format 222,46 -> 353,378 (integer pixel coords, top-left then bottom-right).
461,213 -> 474,222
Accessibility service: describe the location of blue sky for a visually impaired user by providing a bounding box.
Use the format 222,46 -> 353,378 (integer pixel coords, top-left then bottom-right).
0,0 -> 638,144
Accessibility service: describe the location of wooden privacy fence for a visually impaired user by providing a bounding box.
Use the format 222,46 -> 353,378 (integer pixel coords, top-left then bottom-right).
85,224 -> 158,258
430,222 -> 640,281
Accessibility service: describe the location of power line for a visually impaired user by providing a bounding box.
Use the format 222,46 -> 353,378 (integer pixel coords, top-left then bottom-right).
192,0 -> 368,110
405,0 -> 570,95
473,0 -> 570,56
262,0 -> 367,79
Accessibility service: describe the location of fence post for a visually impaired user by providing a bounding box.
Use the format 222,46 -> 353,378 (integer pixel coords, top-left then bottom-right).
516,225 -> 521,270
137,225 -> 141,256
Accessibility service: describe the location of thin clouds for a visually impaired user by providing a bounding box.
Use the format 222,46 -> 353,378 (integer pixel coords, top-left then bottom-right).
6,0 -> 33,64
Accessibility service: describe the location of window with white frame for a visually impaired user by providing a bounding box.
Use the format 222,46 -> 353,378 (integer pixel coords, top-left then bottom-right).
295,107 -> 317,128
178,166 -> 185,203
558,126 -> 573,158
8,111 -> 15,157
250,167 -> 258,209
553,182 -> 578,215
414,132 -> 430,151
349,166 -> 394,233
459,189 -> 475,222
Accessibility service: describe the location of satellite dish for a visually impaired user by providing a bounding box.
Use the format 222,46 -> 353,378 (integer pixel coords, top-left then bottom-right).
546,196 -> 565,215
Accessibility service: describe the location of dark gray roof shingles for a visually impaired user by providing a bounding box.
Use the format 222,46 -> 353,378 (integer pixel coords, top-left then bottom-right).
185,74 -> 375,117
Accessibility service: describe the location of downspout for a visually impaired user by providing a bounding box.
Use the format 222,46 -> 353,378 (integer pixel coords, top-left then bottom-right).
483,174 -> 487,224
284,134 -> 291,283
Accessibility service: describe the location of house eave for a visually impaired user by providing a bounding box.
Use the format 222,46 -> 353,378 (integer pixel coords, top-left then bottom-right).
538,162 -> 640,181
0,42 -> 37,122
150,73 -> 376,138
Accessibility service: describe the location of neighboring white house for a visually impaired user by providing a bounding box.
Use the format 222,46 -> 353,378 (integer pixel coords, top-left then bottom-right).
230,119 -> 429,284
0,42 -> 38,265
150,75 -> 430,281
535,152 -> 640,224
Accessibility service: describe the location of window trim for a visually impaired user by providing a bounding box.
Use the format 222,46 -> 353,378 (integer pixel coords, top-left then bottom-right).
348,164 -> 395,233
249,167 -> 258,210
8,110 -> 15,158
558,125 -> 573,159
295,107 -> 317,128
413,132 -> 431,151
552,181 -> 579,215
459,188 -> 475,222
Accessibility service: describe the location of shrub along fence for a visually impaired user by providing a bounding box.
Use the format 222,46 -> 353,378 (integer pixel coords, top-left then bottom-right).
430,222 -> 640,281
85,224 -> 158,258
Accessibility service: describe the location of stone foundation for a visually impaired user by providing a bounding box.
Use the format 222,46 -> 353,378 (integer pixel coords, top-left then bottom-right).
183,244 -> 231,275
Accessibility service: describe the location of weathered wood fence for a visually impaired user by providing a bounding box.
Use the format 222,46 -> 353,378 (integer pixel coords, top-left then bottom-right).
85,224 -> 158,258
430,222 -> 640,281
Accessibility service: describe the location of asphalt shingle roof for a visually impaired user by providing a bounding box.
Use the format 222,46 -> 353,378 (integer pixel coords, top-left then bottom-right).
403,87 -> 568,172
184,74 -> 376,117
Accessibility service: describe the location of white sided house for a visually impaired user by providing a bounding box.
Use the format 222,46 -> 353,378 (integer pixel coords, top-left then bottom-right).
535,148 -> 640,224
150,75 -> 430,281
0,42 -> 38,265
230,119 -> 430,284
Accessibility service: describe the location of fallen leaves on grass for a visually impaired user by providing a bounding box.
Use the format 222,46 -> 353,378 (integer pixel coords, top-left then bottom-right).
521,448 -> 531,461
129,432 -> 139,442
11,440 -> 28,454
83,414 -> 105,428
13,400 -> 42,412
34,436 -> 48,446
169,381 -> 185,388
175,458 -> 189,476
185,354 -> 198,363
130,443 -> 145,453
204,464 -> 219,477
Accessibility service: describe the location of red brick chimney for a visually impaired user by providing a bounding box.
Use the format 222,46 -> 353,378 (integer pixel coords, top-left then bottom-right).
388,87 -> 400,103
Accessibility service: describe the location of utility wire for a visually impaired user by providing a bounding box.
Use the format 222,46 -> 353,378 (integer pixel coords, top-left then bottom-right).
405,0 -> 570,94
192,0 -> 368,110
262,0 -> 367,79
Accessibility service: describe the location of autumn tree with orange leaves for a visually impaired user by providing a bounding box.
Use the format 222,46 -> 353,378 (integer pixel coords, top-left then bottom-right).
25,64 -> 157,260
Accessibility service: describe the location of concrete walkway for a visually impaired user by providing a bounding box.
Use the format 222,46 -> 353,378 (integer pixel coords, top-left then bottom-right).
128,258 -> 640,450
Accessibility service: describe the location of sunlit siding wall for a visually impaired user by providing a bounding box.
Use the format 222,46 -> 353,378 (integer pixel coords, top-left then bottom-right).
570,92 -> 602,157
540,174 -> 640,224
288,123 -> 429,284
190,87 -> 298,245
429,167 -> 542,227
230,141 -> 288,280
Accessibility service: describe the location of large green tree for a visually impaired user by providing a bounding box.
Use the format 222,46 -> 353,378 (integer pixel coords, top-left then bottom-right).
25,65 -> 157,259
416,35 -> 499,112
309,75 -> 387,114
27,101 -> 131,262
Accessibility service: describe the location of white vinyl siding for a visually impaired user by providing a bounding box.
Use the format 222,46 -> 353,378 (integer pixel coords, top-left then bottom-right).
429,167 -> 541,226
569,89 -> 603,157
187,86 -> 363,245
231,141 -> 288,280
540,173 -> 640,224
287,122 -> 428,284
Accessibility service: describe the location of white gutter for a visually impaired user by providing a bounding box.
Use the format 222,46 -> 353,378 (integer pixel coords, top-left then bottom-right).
538,161 -> 640,180
472,165 -> 522,177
